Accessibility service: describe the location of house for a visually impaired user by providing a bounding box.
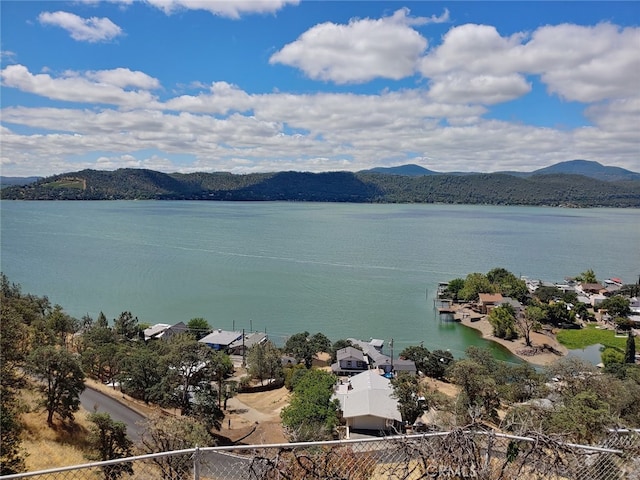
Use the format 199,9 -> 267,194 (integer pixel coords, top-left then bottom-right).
580,283 -> 604,295
500,297 -> 524,318
143,323 -> 171,341
332,370 -> 402,438
143,322 -> 189,341
347,338 -> 392,372
228,332 -> 268,356
630,297 -> 640,315
393,359 -> 417,376
591,294 -> 607,308
478,293 -> 504,314
199,329 -> 243,351
331,346 -> 369,375
161,322 -> 189,341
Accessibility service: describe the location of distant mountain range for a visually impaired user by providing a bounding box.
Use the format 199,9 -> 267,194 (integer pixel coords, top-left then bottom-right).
0,176 -> 42,188
2,160 -> 639,207
363,160 -> 640,182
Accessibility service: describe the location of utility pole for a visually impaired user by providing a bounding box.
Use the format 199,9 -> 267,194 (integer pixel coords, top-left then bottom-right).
242,328 -> 246,367
390,338 -> 394,370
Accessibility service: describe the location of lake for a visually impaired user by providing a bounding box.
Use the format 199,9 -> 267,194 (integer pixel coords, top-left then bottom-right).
1,201 -> 638,363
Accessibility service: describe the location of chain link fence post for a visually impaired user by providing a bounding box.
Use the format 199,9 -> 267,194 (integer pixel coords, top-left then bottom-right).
193,446 -> 201,480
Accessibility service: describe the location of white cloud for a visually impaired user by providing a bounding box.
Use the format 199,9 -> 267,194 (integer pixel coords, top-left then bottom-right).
85,68 -> 161,90
38,11 -> 123,43
1,50 -> 17,62
0,65 -> 158,108
427,73 -> 531,105
143,0 -> 299,19
524,23 -> 640,103
419,22 -> 639,106
2,12 -> 639,177
270,8 -> 429,84
2,76 -> 638,177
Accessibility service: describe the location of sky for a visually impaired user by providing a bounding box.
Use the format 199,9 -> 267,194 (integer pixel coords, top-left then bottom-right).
1,1 -> 639,177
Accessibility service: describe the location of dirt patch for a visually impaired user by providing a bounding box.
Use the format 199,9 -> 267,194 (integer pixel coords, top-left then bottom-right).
221,386 -> 290,444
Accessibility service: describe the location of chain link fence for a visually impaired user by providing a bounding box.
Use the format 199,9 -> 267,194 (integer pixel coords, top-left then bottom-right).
2,429 -> 638,480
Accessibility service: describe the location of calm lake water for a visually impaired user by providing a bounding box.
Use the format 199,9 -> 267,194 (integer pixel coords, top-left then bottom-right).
2,201 -> 639,362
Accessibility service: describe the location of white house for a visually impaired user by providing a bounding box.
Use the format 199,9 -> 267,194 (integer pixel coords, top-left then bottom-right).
332,370 -> 402,437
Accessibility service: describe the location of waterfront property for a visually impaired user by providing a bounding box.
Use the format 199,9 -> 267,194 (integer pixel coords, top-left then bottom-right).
143,322 -> 189,341
331,346 -> 369,375
332,370 -> 402,437
199,329 -> 243,351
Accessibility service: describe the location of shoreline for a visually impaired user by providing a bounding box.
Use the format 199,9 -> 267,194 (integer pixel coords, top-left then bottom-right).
452,306 -> 568,366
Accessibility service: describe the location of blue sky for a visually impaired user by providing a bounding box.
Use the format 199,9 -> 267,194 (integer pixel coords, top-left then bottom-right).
1,1 -> 638,176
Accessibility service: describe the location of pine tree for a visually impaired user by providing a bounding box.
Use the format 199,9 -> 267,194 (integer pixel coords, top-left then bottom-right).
624,332 -> 636,364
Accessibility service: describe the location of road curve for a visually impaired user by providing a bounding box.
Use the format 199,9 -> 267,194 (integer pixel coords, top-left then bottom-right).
80,386 -> 146,442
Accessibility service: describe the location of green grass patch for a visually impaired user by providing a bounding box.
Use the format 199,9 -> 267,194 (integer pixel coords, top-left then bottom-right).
45,179 -> 84,189
556,324 -> 637,350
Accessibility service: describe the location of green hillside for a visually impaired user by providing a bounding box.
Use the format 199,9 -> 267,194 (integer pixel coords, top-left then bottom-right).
2,168 -> 640,207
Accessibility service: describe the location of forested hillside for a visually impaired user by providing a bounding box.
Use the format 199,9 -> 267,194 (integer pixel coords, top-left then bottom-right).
2,168 -> 640,207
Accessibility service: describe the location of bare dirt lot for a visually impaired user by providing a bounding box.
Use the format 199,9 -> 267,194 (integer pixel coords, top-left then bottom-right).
222,386 -> 291,445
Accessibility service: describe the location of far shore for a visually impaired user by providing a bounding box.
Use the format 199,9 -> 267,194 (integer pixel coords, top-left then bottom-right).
452,305 -> 568,366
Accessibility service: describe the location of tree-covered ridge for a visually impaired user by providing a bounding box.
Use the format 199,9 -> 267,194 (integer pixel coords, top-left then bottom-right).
2,168 -> 640,207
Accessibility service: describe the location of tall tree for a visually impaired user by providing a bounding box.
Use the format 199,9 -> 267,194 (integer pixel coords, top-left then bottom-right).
0,304 -> 28,474
459,273 -> 494,302
187,317 -> 210,340
399,344 -> 430,375
424,349 -> 455,380
87,412 -> 134,480
139,413 -> 213,480
47,304 -> 78,349
600,296 -> 631,319
391,372 -> 424,425
488,304 -> 518,340
28,346 -> 85,425
113,311 -> 139,341
518,305 -> 544,347
444,278 -> 465,302
575,269 -> 598,284
247,340 -> 283,385
280,369 -> 339,441
486,268 -> 528,302
284,331 -> 327,369
625,332 -> 636,364
449,358 -> 500,424
161,334 -> 219,415
121,344 -> 165,404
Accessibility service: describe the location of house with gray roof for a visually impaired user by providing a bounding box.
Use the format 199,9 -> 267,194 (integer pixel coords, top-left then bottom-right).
333,370 -> 402,437
199,329 -> 243,351
347,338 -> 392,372
228,332 -> 268,356
331,346 -> 369,375
143,322 -> 189,341
393,359 -> 417,376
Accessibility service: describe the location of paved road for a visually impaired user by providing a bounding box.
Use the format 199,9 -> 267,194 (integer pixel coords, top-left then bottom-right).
80,386 -> 146,442
79,386 -> 254,478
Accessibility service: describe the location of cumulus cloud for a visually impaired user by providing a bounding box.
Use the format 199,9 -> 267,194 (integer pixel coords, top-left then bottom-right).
419,22 -> 640,106
269,8 -> 430,83
2,74 -> 638,176
38,11 -> 123,43
84,68 -> 161,90
0,65 -> 158,107
143,0 -> 299,19
2,10 -> 639,176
